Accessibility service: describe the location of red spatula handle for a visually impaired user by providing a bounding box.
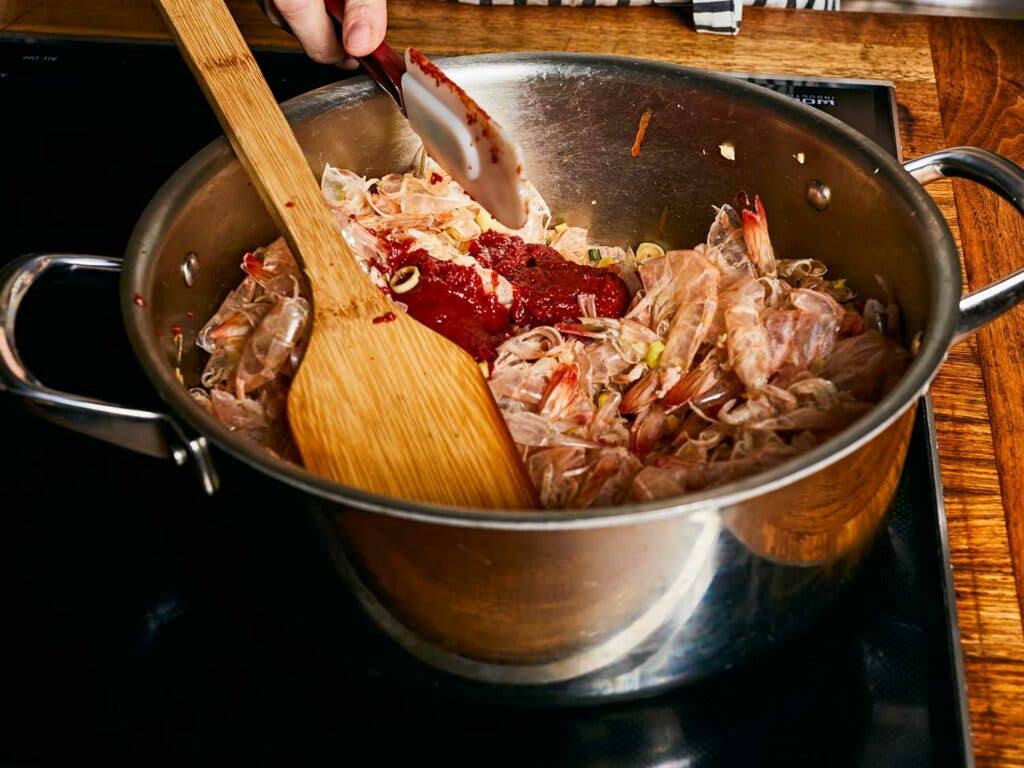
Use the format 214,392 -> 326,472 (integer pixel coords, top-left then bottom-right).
324,0 -> 407,112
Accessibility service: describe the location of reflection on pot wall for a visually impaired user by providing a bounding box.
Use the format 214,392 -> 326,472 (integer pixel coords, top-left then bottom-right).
725,405 -> 914,565
332,509 -> 721,683
321,406 -> 911,692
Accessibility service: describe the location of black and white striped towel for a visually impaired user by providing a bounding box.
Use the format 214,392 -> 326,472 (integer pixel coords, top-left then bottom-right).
259,1 -> 839,38
448,0 -> 839,36
693,0 -> 839,35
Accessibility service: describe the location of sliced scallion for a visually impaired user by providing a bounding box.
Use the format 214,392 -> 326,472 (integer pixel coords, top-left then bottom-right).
389,265 -> 420,294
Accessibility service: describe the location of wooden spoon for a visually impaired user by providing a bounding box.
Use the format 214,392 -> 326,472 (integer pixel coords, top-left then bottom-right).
155,0 -> 537,509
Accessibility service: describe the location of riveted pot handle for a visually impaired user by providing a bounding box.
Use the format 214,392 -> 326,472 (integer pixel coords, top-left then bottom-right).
0,253 -> 219,494
904,147 -> 1024,340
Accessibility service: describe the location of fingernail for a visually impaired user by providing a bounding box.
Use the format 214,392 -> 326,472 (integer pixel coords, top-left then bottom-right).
340,58 -> 360,71
346,21 -> 372,54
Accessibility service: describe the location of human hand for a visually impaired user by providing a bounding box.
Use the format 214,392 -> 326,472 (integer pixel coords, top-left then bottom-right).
264,0 -> 387,68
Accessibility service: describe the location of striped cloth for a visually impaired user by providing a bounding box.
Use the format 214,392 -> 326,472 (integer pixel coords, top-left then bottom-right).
693,0 -> 839,35
258,1 -> 838,38
447,0 -> 839,35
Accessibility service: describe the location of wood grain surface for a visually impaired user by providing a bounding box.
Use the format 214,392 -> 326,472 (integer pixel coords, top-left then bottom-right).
3,1 -> 1023,763
929,19 -> 1024,764
152,0 -> 536,509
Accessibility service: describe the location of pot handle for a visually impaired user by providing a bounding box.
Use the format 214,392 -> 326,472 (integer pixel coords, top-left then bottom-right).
904,147 -> 1024,340
0,253 -> 219,494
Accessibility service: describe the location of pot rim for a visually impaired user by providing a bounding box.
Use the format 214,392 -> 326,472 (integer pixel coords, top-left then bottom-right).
122,52 -> 959,530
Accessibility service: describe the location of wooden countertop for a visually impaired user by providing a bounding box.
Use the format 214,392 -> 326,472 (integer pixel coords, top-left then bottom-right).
3,1 -> 1022,764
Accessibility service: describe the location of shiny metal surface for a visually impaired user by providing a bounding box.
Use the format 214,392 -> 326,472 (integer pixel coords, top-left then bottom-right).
181,251 -> 199,288
806,179 -> 832,210
9,55 -> 1024,698
905,146 -> 1024,339
0,253 -> 219,494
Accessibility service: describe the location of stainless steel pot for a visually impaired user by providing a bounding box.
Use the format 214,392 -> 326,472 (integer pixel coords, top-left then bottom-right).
4,54 -> 1024,702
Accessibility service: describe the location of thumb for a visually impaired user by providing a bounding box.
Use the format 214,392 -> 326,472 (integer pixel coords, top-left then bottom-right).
340,0 -> 388,58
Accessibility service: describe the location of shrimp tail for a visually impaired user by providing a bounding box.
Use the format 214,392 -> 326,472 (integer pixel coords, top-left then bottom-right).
741,196 -> 777,277
619,368 -> 660,414
538,362 -> 581,419
629,404 -> 667,457
242,250 -> 269,282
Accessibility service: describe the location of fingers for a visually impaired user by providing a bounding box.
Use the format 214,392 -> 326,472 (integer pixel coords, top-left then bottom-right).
270,0 -> 387,65
341,0 -> 387,58
272,0 -> 345,64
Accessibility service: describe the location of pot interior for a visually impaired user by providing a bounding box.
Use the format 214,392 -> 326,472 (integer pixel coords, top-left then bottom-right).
125,54 -> 959,520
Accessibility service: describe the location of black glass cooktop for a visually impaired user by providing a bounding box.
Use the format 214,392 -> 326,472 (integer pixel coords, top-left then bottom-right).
0,37 -> 971,766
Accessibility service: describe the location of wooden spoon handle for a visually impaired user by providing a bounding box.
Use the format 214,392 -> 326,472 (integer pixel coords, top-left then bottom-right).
156,0 -> 537,510
154,0 -> 384,312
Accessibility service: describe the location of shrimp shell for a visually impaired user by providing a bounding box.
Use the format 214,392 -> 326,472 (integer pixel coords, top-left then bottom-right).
528,446 -> 588,509
242,237 -> 302,297
741,196 -> 777,277
192,171 -> 913,510
660,250 -> 719,372
705,205 -> 756,287
819,330 -> 910,401
722,278 -> 772,393
233,296 -> 310,397
568,448 -> 643,509
196,277 -> 261,353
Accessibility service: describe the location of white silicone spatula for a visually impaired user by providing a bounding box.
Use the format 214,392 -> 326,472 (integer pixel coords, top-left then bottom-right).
324,1 -> 531,229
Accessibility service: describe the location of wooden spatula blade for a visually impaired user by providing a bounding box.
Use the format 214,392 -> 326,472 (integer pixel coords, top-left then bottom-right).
155,0 -> 537,510
289,311 -> 536,508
